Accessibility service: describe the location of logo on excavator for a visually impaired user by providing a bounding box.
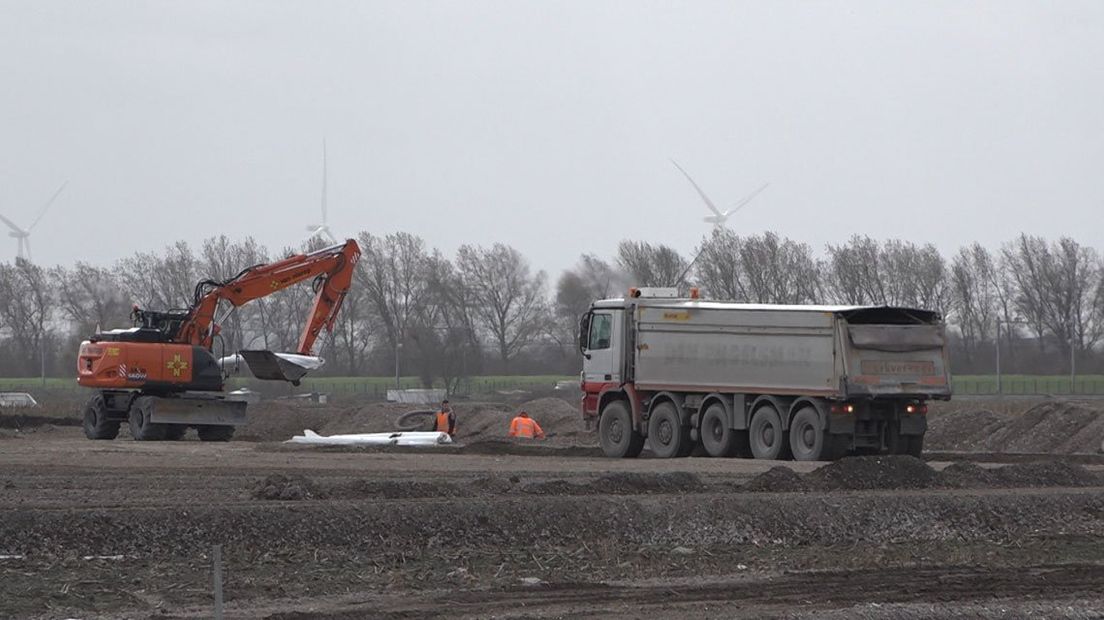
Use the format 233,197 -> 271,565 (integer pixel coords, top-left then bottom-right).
166,354 -> 189,377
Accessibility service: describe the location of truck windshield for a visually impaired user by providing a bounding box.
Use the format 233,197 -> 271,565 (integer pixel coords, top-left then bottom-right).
588,314 -> 612,350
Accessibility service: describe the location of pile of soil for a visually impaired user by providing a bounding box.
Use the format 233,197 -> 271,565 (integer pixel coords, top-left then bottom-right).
927,399 -> 1104,454
744,466 -> 811,492
241,395 -> 593,447
745,457 -> 1102,493
522,471 -> 704,495
0,413 -> 81,430
807,455 -> 943,490
253,474 -> 324,500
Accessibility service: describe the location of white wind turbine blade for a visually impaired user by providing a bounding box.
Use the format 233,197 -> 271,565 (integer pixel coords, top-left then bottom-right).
23,237 -> 31,262
27,181 -> 68,232
722,183 -> 770,217
0,213 -> 25,235
670,159 -> 723,217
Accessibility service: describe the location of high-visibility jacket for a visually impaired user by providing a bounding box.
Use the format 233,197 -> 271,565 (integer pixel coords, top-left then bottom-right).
435,410 -> 455,435
508,415 -> 544,439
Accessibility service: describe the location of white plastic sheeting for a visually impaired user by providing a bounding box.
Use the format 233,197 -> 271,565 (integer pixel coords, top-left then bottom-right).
285,430 -> 452,447
218,352 -> 325,376
0,392 -> 37,407
386,388 -> 447,404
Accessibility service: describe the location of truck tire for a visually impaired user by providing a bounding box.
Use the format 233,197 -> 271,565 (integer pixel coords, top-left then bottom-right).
599,400 -> 644,458
789,407 -> 829,461
197,425 -> 235,442
82,394 -> 119,440
700,403 -> 738,457
648,401 -> 690,458
128,396 -> 167,441
749,405 -> 791,460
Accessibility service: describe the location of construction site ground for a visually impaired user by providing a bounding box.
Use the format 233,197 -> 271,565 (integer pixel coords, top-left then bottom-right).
2,395 -> 1104,618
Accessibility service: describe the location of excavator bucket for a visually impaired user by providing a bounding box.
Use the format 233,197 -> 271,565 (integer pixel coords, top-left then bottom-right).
237,350 -> 324,386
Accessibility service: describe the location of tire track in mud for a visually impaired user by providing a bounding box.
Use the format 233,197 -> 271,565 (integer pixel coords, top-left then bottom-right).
265,564 -> 1104,619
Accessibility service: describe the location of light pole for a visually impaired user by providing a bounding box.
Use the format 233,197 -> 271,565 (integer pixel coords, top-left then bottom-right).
394,341 -> 403,390
1070,337 -> 1077,395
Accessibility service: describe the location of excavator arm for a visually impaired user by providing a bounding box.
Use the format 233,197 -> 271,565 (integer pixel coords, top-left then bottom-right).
175,239 -> 361,355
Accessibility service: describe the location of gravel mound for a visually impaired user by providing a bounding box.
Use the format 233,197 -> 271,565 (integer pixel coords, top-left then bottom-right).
744,466 -> 811,492
524,472 -> 705,495
0,413 -> 81,430
940,462 -> 1001,488
328,479 -> 467,499
782,459 -> 1103,492
595,471 -> 704,493
993,461 -> 1102,487
253,474 -> 324,500
807,456 -> 942,490
927,399 -> 1104,455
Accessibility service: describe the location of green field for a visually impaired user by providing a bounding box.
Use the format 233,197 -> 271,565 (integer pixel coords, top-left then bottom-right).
952,374 -> 1104,396
3,374 -> 1103,397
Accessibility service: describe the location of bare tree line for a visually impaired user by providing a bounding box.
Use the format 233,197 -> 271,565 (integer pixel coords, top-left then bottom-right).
1,230 -> 1102,381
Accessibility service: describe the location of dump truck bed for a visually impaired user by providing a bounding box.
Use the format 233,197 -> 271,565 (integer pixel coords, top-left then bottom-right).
626,301 -> 950,399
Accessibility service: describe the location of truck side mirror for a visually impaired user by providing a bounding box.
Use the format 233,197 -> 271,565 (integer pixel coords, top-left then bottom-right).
578,312 -> 591,354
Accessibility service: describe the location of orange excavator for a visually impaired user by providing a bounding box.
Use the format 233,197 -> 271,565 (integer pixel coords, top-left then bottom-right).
77,239 -> 361,442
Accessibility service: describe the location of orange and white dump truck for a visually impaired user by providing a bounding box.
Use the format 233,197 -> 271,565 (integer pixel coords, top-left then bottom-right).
579,288 -> 952,460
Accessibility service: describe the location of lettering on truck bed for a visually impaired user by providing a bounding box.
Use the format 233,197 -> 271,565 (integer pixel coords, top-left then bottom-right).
860,360 -> 936,376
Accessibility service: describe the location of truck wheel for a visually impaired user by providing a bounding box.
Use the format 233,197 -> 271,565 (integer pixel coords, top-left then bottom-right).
164,425 -> 188,441
700,403 -> 737,457
128,397 -> 166,441
789,407 -> 828,461
197,425 -> 235,442
82,395 -> 119,440
599,401 -> 644,458
648,402 -> 690,458
749,405 -> 791,460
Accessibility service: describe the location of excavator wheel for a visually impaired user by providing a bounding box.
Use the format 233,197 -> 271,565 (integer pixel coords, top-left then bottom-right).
197,425 -> 235,442
128,396 -> 167,441
82,394 -> 120,440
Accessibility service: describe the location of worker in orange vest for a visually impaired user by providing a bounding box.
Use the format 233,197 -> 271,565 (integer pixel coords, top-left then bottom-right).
508,410 -> 545,439
434,400 -> 456,437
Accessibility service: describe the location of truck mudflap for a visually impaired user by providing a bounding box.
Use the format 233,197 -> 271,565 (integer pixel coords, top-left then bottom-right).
148,395 -> 248,426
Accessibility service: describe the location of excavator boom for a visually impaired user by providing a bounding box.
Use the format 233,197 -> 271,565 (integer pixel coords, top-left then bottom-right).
177,239 -> 361,354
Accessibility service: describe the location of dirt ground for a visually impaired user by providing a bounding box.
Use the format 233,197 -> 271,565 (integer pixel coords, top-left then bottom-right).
2,394 -> 1104,618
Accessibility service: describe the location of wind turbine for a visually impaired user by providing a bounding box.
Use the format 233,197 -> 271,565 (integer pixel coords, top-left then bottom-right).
304,139 -> 337,244
670,159 -> 768,231
0,181 -> 68,262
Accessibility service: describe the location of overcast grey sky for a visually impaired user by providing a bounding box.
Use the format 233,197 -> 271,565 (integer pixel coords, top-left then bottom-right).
1,1 -> 1101,277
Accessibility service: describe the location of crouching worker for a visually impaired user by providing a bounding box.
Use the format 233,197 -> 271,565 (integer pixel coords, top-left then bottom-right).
434,400 -> 456,437
508,410 -> 545,439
